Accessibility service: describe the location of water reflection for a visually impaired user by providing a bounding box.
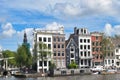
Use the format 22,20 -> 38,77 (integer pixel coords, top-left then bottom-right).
1,74 -> 120,80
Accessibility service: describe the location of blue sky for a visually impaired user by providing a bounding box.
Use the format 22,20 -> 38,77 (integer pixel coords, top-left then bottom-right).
0,0 -> 120,51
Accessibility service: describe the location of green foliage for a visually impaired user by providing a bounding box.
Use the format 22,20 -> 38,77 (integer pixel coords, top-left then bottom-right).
68,61 -> 78,69
49,61 -> 56,70
2,50 -> 16,66
16,44 -> 32,67
38,42 -> 52,73
101,36 -> 114,58
38,42 -> 51,60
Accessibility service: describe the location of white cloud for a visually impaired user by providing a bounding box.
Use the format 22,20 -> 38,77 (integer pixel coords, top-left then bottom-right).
48,0 -> 119,19
52,3 -> 81,19
16,22 -> 64,48
1,23 -> 16,38
104,23 -> 120,36
17,28 -> 33,43
104,23 -> 113,36
1,0 -> 120,20
45,22 -> 64,30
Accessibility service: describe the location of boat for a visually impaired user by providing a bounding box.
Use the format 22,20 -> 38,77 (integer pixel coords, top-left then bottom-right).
92,72 -> 99,74
90,66 -> 106,72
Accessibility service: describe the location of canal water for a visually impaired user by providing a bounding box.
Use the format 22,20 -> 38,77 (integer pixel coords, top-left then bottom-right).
1,74 -> 120,80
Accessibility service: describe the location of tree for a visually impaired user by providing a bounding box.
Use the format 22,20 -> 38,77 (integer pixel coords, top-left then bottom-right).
101,36 -> 114,66
32,42 -> 38,71
2,50 -> 16,67
16,44 -> 32,68
68,61 -> 78,69
38,42 -> 51,73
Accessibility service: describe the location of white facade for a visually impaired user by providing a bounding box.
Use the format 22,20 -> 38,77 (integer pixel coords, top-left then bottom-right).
36,34 -> 52,72
104,59 -> 115,68
33,27 -> 65,72
115,48 -> 120,68
78,28 -> 93,68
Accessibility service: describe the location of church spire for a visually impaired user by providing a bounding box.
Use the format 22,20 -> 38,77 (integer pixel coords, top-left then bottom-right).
23,31 -> 27,43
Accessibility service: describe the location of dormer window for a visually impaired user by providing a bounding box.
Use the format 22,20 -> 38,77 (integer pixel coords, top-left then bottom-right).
84,29 -> 86,34
81,29 -> 83,33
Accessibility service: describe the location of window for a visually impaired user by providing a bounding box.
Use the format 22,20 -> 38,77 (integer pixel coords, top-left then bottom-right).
54,44 -> 56,48
84,45 -> 86,49
108,47 -> 110,50
96,48 -> 99,52
80,39 -> 82,43
58,51 -> 60,56
44,61 -> 47,66
84,51 -> 87,57
81,29 -> 83,33
96,36 -> 98,40
117,62 -> 119,66
100,48 -> 102,51
44,69 -> 47,73
54,51 -> 56,56
58,38 -> 60,42
54,38 -> 56,42
71,53 -> 74,58
88,51 -> 90,56
71,48 -> 74,51
111,52 -> 114,56
39,61 -> 42,66
108,60 -> 110,64
39,37 -> 42,42
100,55 -> 102,59
88,39 -> 90,43
92,48 -> 95,52
48,38 -> 51,42
108,53 -> 110,56
105,60 -> 107,64
112,60 -> 114,63
62,44 -> 64,48
62,52 -> 64,56
80,45 -> 83,49
96,55 -> 99,59
85,60 -> 87,65
88,45 -> 90,49
81,60 -> 83,65
62,38 -> 64,42
43,37 -> 46,42
100,42 -> 101,46
58,44 -> 60,48
48,44 -> 51,49
96,42 -> 98,46
92,42 -> 95,46
84,29 -> 86,34
117,56 -> 119,59
116,49 -> 119,53
84,39 -> 86,43
81,52 -> 83,56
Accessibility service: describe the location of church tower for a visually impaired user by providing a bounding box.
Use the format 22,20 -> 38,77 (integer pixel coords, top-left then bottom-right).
23,31 -> 27,44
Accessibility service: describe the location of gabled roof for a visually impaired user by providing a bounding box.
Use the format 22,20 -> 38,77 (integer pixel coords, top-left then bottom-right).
65,33 -> 78,48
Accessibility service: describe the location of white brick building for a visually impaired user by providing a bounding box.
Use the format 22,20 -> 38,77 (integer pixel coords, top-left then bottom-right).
74,28 -> 92,68
33,27 -> 65,72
